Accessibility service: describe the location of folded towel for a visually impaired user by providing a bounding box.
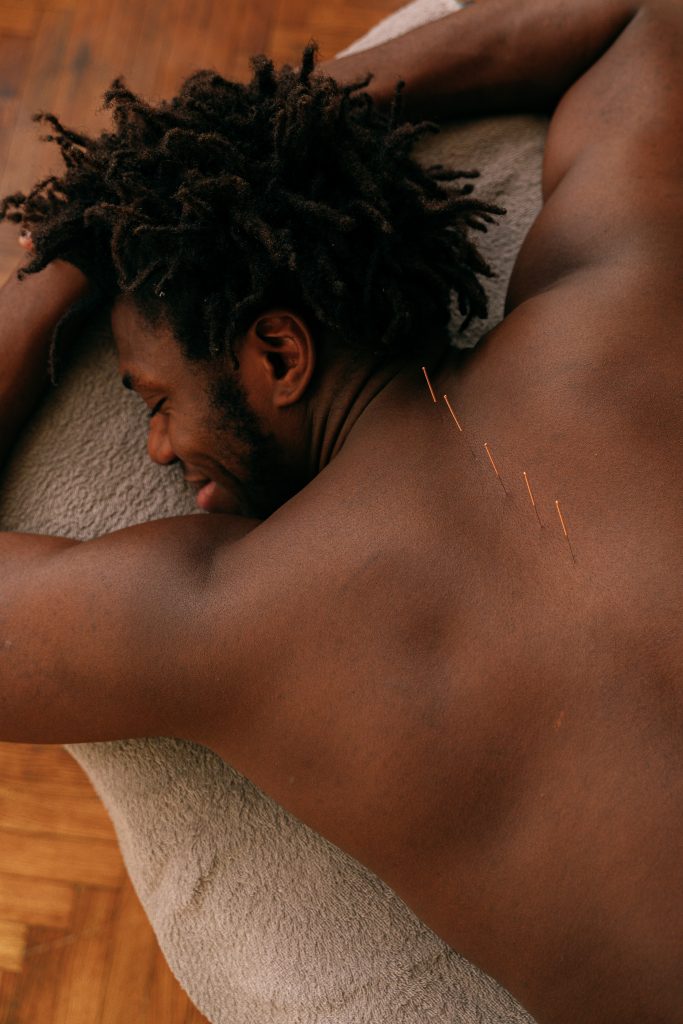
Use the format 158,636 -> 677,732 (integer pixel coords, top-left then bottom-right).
0,1 -> 547,1020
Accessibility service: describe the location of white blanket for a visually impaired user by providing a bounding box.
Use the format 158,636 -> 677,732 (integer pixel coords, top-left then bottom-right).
0,1 -> 547,1020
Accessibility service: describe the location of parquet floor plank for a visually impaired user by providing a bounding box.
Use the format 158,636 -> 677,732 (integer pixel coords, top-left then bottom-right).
0,8 -> 73,196
0,7 -> 39,35
149,944 -> 204,1024
0,744 -> 93,787
0,829 -> 124,888
268,0 -> 393,62
0,34 -> 32,187
151,0 -> 230,100
41,0 -> 81,12
99,877 -> 159,1024
3,0 -> 79,13
0,778 -> 115,840
46,0 -> 123,132
11,925 -> 65,1024
50,886 -> 118,1024
0,921 -> 27,973
198,0 -> 251,82
267,16 -> 370,68
0,873 -> 74,930
118,0 -> 184,102
0,970 -> 20,1022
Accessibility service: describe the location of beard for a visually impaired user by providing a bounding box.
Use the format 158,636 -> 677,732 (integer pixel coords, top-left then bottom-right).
207,368 -> 303,519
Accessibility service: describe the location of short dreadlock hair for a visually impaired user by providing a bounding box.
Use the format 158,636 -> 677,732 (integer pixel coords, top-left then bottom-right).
0,45 -> 503,370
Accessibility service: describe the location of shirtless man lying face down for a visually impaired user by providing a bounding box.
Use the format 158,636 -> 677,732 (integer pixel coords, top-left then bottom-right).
0,1 -> 681,1020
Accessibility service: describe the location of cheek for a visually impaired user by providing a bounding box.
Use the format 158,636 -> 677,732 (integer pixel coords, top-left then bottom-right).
199,407 -> 243,463
156,414 -> 206,462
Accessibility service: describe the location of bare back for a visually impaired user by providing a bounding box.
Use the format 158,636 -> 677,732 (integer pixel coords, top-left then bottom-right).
196,280 -> 682,1019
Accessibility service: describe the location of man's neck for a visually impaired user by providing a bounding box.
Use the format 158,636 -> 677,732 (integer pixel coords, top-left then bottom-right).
303,341 -> 453,479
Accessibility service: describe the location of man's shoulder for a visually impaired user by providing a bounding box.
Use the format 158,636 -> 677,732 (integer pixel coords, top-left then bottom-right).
508,0 -> 683,312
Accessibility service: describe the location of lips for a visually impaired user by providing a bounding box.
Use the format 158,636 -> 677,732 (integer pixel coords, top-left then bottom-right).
195,480 -> 219,511
184,474 -> 243,514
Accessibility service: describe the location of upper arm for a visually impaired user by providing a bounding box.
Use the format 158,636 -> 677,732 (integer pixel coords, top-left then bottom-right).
508,0 -> 683,308
0,514 -> 259,746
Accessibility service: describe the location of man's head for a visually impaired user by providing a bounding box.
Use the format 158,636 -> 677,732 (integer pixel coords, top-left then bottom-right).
1,46 -> 502,514
113,295 -> 323,517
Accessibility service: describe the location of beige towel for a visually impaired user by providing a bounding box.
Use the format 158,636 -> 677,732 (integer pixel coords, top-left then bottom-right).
0,1 -> 547,1019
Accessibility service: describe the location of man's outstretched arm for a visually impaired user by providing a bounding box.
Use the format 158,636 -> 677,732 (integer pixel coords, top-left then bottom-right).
322,0 -> 642,122
324,0 -> 683,302
0,258 -> 90,465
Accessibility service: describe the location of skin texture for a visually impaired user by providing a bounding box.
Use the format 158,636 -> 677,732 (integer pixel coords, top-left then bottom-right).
1,2 -> 682,1021
118,306 -> 291,518
0,258 -> 90,463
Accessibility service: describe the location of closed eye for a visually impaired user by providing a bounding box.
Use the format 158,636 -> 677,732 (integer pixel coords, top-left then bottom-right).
148,398 -> 166,419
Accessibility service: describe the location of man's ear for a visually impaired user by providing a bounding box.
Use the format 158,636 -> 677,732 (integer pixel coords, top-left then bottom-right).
241,310 -> 316,408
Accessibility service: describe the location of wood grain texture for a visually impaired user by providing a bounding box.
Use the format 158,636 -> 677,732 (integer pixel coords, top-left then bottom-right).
0,921 -> 26,974
0,0 -> 402,1019
0,745 -> 212,1023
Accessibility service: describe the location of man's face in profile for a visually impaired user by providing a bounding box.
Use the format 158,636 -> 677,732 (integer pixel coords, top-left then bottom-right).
111,294 -> 293,519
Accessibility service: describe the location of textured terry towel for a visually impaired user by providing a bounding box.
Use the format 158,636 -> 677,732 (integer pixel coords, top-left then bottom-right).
0,1 -> 548,1021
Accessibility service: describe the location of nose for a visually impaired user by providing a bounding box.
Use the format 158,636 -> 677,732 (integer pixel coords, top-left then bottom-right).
147,414 -> 178,466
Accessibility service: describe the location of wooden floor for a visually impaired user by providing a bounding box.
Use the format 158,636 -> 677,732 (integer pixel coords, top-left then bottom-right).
0,744 -> 212,1023
0,0 -> 402,1020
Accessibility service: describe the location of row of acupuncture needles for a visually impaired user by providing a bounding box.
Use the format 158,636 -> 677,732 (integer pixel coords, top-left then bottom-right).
421,365 -> 576,564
